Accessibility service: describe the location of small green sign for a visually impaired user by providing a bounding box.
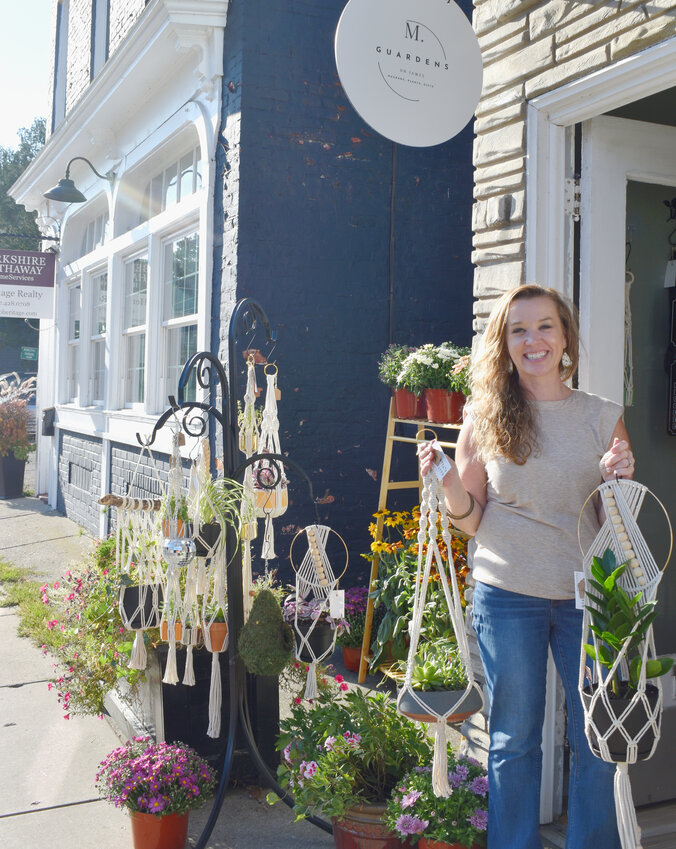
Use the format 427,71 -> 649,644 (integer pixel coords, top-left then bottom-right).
20,346 -> 38,361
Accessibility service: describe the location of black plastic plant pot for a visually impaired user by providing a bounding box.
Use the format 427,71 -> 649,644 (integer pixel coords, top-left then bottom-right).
583,683 -> 660,762
120,583 -> 163,630
398,686 -> 484,724
296,619 -> 335,662
0,455 -> 26,499
194,522 -> 221,557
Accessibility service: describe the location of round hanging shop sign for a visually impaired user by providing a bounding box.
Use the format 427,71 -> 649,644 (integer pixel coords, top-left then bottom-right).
335,0 -> 483,148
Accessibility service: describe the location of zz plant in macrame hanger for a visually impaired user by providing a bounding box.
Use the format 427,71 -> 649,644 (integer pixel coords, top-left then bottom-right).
397,438 -> 484,798
289,525 -> 348,701
577,478 -> 673,849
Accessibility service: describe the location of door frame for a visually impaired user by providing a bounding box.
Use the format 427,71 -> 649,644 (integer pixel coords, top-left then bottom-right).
524,36 -> 676,822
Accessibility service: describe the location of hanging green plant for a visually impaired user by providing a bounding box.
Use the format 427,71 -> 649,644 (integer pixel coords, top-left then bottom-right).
238,589 -> 294,676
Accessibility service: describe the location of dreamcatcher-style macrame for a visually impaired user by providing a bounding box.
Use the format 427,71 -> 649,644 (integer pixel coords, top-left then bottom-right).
398,442 -> 483,798
289,525 -> 348,701
254,364 -> 288,561
578,479 -> 673,849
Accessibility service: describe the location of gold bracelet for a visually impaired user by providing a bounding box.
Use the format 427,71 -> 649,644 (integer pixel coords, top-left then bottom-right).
447,493 -> 475,521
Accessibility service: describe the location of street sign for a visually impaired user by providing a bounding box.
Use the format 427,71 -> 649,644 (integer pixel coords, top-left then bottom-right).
20,346 -> 38,361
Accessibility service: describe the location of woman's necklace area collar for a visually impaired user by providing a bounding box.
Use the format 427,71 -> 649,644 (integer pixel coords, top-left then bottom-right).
521,383 -> 575,403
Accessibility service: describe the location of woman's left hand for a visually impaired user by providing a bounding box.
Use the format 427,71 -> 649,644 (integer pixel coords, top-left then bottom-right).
600,438 -> 634,481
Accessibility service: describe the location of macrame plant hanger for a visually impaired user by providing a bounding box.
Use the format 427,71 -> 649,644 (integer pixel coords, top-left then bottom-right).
578,479 -> 673,849
112,442 -> 167,672
255,363 -> 288,562
398,439 -> 483,798
239,354 -> 259,620
289,525 -> 348,701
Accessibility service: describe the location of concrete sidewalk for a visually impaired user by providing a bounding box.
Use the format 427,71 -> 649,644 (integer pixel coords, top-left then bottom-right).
0,493 -> 335,849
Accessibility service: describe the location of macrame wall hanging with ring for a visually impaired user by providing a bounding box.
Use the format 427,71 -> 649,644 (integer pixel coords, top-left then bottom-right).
578,478 -> 673,849
289,525 -> 348,701
254,363 -> 288,562
398,436 -> 483,798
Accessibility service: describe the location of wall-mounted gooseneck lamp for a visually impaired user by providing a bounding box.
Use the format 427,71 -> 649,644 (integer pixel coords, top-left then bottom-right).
43,156 -> 115,204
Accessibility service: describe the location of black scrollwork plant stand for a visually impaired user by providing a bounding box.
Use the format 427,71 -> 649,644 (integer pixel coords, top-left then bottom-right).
137,299 -> 331,846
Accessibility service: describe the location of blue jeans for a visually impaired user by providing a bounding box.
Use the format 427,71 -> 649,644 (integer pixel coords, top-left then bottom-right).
472,582 -> 621,849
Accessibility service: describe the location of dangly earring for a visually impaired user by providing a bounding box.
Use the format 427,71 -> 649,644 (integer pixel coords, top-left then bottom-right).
506,360 -> 514,374
561,351 -> 572,368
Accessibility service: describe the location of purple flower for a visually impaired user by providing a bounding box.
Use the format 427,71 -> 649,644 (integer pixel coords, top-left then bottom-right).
470,776 -> 488,796
395,814 -> 429,836
323,736 -> 337,751
147,795 -> 166,813
468,808 -> 488,830
401,790 -> 422,809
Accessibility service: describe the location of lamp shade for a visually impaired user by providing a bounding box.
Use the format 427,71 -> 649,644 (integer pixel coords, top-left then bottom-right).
43,177 -> 87,204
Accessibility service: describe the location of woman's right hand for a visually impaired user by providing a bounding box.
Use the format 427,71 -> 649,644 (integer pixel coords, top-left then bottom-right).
418,440 -> 454,483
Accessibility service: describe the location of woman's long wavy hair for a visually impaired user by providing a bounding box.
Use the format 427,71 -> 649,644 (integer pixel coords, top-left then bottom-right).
469,284 -> 579,465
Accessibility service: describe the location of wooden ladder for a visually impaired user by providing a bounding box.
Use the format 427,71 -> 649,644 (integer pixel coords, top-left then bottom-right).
358,397 -> 461,683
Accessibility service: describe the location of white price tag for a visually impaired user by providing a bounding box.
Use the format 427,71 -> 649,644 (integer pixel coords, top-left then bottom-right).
330,589 -> 345,620
432,441 -> 452,482
574,571 -> 585,610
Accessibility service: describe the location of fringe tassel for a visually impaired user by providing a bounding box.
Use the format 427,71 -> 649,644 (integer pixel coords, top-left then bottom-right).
129,630 -> 147,670
207,652 -> 222,739
183,644 -> 195,686
262,513 -> 276,561
614,763 -> 642,849
303,661 -> 318,701
163,637 -> 179,685
196,561 -> 207,596
431,719 -> 451,798
243,541 -> 253,621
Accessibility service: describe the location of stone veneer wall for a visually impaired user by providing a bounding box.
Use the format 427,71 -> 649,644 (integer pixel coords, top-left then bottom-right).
470,0 -> 676,329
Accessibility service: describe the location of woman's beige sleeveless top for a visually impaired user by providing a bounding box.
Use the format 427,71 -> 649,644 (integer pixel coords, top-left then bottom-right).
471,390 -> 623,600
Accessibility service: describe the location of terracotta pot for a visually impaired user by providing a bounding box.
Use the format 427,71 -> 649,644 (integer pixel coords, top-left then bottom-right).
296,619 -> 335,662
392,389 -> 421,420
194,522 -> 221,557
342,645 -> 362,672
398,687 -> 483,724
161,518 -> 191,539
424,389 -> 465,424
205,621 -> 228,652
130,810 -> 189,849
332,804 -> 412,849
419,839 -> 480,849
120,584 -> 163,630
160,621 -> 183,643
582,683 -> 660,762
0,454 -> 26,499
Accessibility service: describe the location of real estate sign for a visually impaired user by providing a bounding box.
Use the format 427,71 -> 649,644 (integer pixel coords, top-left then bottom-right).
0,250 -> 55,319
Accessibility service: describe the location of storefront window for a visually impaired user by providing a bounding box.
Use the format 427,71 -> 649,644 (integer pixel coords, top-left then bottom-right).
67,283 -> 80,402
123,257 -> 147,405
90,271 -> 107,402
163,232 -> 198,400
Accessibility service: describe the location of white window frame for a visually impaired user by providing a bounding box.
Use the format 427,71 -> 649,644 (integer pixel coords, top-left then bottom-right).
122,252 -> 149,408
66,281 -> 81,404
88,269 -> 108,405
160,227 -> 199,403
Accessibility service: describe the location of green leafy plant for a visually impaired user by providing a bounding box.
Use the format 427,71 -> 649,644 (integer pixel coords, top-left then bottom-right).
162,493 -> 189,523
40,536 -> 151,717
190,475 -> 243,527
583,548 -> 674,696
274,689 -> 431,822
384,756 -> 488,846
377,344 -> 417,390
